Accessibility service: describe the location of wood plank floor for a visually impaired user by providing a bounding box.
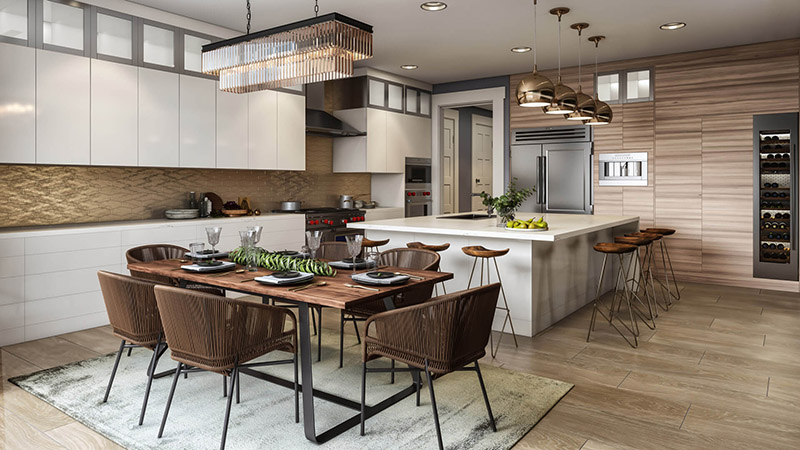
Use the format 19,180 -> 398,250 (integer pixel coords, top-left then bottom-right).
0,281 -> 798,449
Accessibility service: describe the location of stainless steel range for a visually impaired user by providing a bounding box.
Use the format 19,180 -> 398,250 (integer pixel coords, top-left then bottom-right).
273,207 -> 366,241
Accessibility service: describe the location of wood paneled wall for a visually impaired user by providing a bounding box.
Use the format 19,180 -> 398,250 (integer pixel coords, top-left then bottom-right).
510,39 -> 800,291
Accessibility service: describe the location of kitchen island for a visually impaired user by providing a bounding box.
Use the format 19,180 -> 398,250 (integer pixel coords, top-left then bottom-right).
348,212 -> 639,336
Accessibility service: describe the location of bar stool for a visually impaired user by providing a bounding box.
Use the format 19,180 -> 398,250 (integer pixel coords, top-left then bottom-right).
626,232 -> 670,313
614,235 -> 657,330
407,242 -> 451,295
361,237 -> 390,254
462,246 -> 518,358
643,228 -> 680,303
587,242 -> 640,348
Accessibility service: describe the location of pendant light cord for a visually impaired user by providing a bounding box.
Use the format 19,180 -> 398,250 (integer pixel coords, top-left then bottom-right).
556,13 -> 562,81
315,0 -> 319,17
577,29 -> 581,90
246,0 -> 251,34
594,40 -> 599,99
532,0 -> 537,70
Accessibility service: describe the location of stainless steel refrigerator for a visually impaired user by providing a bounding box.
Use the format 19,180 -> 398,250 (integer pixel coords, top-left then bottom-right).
510,126 -> 593,214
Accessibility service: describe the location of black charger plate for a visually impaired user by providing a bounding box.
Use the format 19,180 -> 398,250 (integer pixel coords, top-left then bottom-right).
366,271 -> 396,279
197,260 -> 224,267
272,271 -> 300,279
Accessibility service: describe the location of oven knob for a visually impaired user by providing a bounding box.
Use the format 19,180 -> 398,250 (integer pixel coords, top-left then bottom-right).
343,219 -> 348,224
407,192 -> 412,196
411,192 -> 416,196
313,220 -> 318,225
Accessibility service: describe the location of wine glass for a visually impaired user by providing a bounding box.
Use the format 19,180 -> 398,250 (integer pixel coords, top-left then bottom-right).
365,247 -> 381,269
345,235 -> 363,273
247,226 -> 263,245
239,230 -> 257,271
305,230 -> 322,260
205,227 -> 222,261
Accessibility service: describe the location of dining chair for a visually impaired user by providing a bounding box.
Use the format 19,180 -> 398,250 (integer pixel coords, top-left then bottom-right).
360,283 -> 502,450
97,270 -> 168,426
126,244 -> 224,297
339,248 -> 440,371
318,241 -> 351,260
153,285 -> 298,450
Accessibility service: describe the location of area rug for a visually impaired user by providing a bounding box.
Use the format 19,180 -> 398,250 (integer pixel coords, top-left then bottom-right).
10,329 -> 572,450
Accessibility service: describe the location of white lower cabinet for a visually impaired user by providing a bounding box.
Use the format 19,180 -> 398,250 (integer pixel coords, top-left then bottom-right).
0,215 -> 304,345
180,75 -> 216,168
216,85 -> 249,169
0,43 -> 35,164
248,90 -> 278,169
138,67 -> 179,167
91,59 -> 138,166
36,49 -> 91,165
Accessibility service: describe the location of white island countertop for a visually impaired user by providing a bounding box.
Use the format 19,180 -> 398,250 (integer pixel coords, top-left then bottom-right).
348,212 -> 639,242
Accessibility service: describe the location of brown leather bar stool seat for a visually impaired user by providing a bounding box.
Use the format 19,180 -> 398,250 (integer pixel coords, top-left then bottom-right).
407,242 -> 451,252
408,242 -> 451,296
644,227 -> 676,236
627,231 -> 662,241
614,236 -> 652,246
361,237 -> 390,249
588,242 -> 640,348
462,245 -> 516,357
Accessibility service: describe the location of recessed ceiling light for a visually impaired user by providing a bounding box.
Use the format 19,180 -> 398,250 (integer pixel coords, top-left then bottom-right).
659,21 -> 686,30
401,64 -> 419,70
511,46 -> 532,53
420,2 -> 447,12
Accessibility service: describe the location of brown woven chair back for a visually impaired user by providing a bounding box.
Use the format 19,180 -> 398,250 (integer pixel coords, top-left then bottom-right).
364,283 -> 502,374
97,270 -> 163,347
154,285 -> 297,374
379,248 -> 440,271
318,241 -> 351,261
126,244 -> 188,285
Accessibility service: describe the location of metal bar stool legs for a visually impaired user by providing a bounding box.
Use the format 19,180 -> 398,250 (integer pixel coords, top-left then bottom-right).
644,228 -> 681,303
464,246 -> 518,358
588,243 -> 640,348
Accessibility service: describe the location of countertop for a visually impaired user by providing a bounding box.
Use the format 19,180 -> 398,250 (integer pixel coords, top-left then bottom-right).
347,212 -> 639,242
0,213 -> 299,238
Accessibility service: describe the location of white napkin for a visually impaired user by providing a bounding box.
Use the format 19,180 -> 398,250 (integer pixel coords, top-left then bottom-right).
185,251 -> 229,260
351,272 -> 410,286
180,261 -> 236,272
255,272 -> 315,285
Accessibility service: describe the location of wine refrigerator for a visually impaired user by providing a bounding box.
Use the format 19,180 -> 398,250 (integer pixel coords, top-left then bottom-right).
753,112 -> 799,281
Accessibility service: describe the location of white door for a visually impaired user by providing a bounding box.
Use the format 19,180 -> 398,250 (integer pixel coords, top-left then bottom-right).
471,115 -> 493,211
442,109 -> 458,214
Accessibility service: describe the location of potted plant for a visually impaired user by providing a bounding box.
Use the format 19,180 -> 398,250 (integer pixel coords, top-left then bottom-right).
479,179 -> 535,226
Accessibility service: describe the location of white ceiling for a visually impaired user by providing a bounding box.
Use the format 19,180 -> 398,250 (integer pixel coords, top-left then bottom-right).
130,0 -> 800,84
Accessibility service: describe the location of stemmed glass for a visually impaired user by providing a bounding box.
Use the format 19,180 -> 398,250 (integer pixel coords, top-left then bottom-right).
365,247 -> 381,269
239,230 -> 257,271
247,226 -> 263,269
345,235 -> 363,273
305,231 -> 322,260
205,227 -> 222,261
247,226 -> 263,245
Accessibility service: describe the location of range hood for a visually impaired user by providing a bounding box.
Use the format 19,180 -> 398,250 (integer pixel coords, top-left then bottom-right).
305,82 -> 365,137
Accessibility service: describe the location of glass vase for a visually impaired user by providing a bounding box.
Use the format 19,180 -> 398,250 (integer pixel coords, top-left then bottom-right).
496,209 -> 516,227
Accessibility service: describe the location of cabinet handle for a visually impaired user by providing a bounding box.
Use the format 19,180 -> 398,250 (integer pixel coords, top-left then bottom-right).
475,178 -> 481,183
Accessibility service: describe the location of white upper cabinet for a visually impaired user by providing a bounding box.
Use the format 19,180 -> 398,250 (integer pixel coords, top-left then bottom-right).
36,49 -> 90,165
0,43 -> 35,164
138,67 -> 179,167
276,92 -> 305,171
216,86 -> 248,169
248,90 -> 278,169
179,75 -> 216,168
90,59 -> 137,166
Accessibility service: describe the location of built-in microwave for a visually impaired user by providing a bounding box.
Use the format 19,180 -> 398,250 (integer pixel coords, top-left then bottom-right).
405,157 -> 432,188
598,152 -> 648,186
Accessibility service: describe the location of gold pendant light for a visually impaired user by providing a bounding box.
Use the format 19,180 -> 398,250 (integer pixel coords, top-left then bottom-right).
516,0 -> 555,108
202,0 -> 373,93
585,35 -> 613,126
543,7 -> 577,115
567,23 -> 595,121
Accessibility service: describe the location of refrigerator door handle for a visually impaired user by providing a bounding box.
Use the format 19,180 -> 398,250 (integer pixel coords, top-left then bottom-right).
589,152 -> 594,207
541,156 -> 547,208
536,156 -> 543,204
793,143 -> 798,251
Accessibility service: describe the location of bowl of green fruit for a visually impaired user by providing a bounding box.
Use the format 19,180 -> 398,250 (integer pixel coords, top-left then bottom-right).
505,217 -> 549,231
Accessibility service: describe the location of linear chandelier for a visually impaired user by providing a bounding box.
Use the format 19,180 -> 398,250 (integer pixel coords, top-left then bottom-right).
202,1 -> 373,93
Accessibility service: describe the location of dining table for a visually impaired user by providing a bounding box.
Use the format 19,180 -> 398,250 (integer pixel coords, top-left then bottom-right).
126,258 -> 453,444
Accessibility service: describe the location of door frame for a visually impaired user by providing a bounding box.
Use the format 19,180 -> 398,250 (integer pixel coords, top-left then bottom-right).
442,108 -> 459,214
431,87 -> 505,215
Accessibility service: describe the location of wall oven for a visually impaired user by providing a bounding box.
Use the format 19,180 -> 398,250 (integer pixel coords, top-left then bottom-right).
405,157 -> 432,217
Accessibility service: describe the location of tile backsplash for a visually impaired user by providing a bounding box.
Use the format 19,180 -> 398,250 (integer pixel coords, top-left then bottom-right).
0,137 -> 370,228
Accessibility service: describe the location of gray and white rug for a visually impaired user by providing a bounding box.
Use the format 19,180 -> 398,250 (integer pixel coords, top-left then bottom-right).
10,330 -> 572,450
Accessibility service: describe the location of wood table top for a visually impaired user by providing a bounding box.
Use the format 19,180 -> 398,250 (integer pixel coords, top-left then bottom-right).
127,259 -> 453,310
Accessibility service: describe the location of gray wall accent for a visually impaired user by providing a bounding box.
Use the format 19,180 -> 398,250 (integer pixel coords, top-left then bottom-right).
450,107 -> 493,212
433,76 -> 511,199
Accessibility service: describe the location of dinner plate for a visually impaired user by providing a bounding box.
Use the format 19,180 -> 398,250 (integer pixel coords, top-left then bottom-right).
181,261 -> 236,273
272,271 -> 300,279
255,272 -> 314,286
366,271 -> 396,279
351,272 -> 409,286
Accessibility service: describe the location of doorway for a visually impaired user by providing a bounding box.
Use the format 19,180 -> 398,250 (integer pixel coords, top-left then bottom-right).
441,104 -> 493,213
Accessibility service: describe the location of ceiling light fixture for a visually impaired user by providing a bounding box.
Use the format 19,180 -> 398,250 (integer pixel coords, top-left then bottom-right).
515,0 -> 555,108
202,0 -> 373,93
659,21 -> 686,30
511,46 -> 532,53
420,2 -> 447,11
543,7 -> 577,115
585,35 -> 613,126
401,64 -> 419,70
567,22 -> 595,121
